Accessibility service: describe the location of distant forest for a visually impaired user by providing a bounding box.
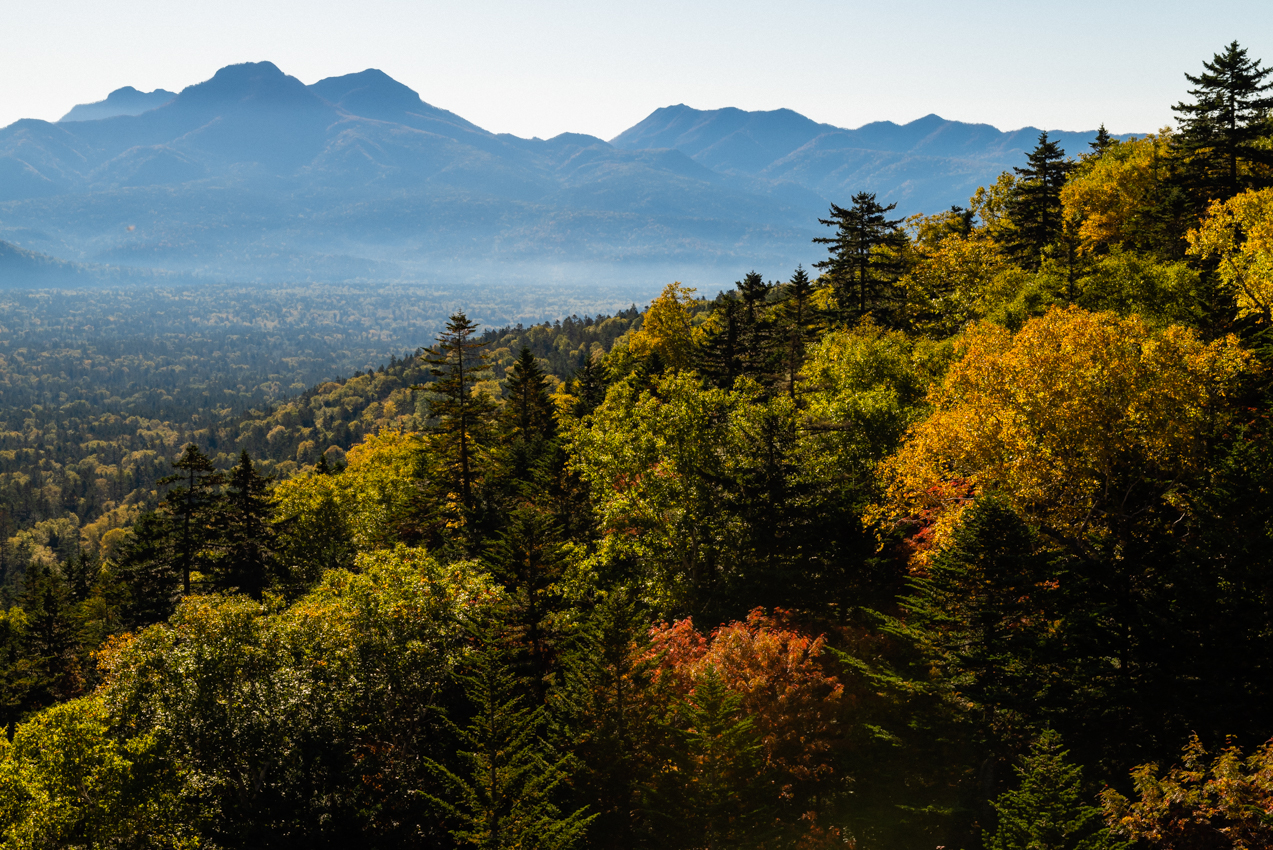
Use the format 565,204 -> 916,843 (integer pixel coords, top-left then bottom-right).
4,41 -> 1273,850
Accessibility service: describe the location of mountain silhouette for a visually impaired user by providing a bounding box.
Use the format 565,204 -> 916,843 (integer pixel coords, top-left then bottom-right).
0,62 -> 1128,286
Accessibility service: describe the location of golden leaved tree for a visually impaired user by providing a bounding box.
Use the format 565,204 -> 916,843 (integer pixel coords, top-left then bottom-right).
879,306 -> 1252,561
1187,186 -> 1273,323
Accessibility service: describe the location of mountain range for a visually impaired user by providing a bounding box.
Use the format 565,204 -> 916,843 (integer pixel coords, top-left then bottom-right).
0,61 -> 1131,288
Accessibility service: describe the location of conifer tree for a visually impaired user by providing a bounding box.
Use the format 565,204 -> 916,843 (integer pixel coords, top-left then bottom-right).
570,355 -> 608,419
813,192 -> 907,322
698,295 -> 743,390
988,731 -> 1112,850
778,265 -> 819,400
424,618 -> 593,850
115,510 -> 180,628
160,444 -> 223,595
424,312 -> 495,515
1173,40 -> 1273,200
503,347 -> 558,457
484,501 -> 568,701
213,451 -> 278,600
1090,124 -> 1115,155
1009,132 -> 1073,267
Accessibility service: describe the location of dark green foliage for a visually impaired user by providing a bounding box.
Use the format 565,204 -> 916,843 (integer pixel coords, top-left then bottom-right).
424,312 -> 497,516
115,510 -> 180,628
424,618 -> 594,850
647,666 -> 765,850
1090,124 -> 1114,155
1173,40 -> 1273,200
212,451 -> 279,600
1009,132 -> 1074,267
988,731 -> 1113,850
161,444 -> 224,595
814,192 -> 907,322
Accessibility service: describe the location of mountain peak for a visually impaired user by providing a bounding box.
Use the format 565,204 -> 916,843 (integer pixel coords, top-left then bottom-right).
309,68 -> 485,133
59,86 -> 176,123
171,61 -> 323,112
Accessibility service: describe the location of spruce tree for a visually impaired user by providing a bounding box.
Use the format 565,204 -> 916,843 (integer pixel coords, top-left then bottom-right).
778,264 -> 819,400
214,450 -> 278,600
1173,40 -> 1273,200
987,731 -> 1112,850
423,312 -> 495,515
1089,124 -> 1114,155
423,618 -> 594,850
570,355 -> 608,419
698,295 -> 743,390
504,347 -> 557,451
813,192 -> 906,322
160,444 -> 223,595
115,510 -> 181,627
484,501 -> 568,701
1009,132 -> 1073,267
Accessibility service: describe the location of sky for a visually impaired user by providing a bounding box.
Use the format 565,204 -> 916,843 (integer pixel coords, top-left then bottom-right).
2,0 -> 1271,140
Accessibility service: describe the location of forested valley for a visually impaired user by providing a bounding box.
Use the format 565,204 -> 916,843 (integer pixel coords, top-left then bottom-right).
5,42 -> 1273,850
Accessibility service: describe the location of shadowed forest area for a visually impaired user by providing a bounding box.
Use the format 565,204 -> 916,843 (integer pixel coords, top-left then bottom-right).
5,42 -> 1273,850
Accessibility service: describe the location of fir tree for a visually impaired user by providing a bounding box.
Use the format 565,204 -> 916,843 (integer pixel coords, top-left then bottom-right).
1009,132 -> 1073,267
813,192 -> 907,322
988,731 -> 1112,850
423,312 -> 495,515
1090,124 -> 1115,155
115,510 -> 181,628
1173,40 -> 1273,200
160,444 -> 223,595
570,355 -> 608,419
213,451 -> 278,600
777,264 -> 819,400
698,295 -> 743,390
424,618 -> 594,850
485,501 -> 569,701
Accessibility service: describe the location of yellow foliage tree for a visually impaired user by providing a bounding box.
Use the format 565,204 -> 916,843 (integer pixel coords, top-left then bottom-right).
1187,186 -> 1273,323
627,282 -> 700,370
880,306 -> 1252,559
1061,131 -> 1176,255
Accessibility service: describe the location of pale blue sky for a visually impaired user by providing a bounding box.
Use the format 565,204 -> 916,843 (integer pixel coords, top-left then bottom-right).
3,0 -> 1271,139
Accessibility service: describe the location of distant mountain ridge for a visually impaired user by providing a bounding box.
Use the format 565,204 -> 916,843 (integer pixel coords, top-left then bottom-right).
0,62 -> 1131,287
59,86 -> 176,122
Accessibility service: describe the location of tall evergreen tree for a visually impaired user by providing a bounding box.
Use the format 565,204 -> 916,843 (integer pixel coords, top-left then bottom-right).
424,312 -> 495,515
813,192 -> 906,322
1089,124 -> 1115,155
1173,41 -> 1273,200
115,510 -> 181,628
213,451 -> 278,600
1009,132 -> 1073,267
504,348 -> 557,447
699,295 -> 743,390
570,355 -> 608,419
160,444 -> 223,595
423,618 -> 593,850
778,265 -> 819,400
987,731 -> 1112,850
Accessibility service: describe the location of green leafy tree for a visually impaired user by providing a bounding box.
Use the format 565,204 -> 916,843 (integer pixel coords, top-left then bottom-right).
1173,41 -> 1273,201
988,730 -> 1113,850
